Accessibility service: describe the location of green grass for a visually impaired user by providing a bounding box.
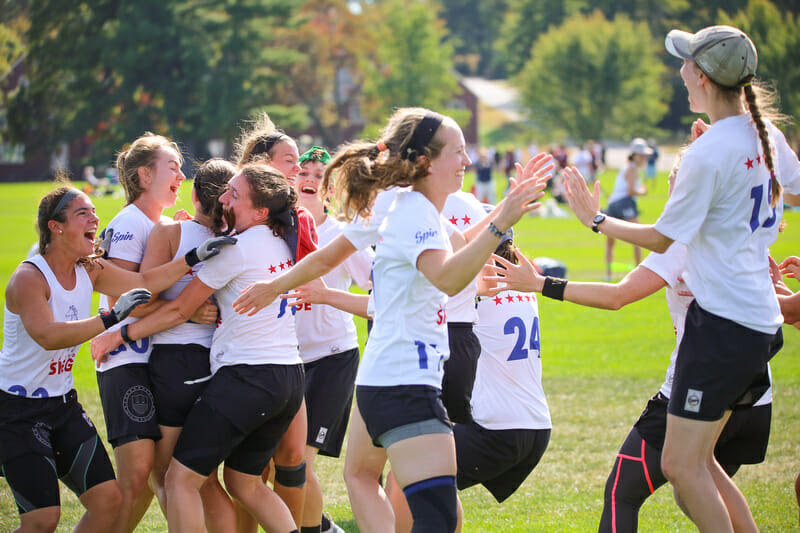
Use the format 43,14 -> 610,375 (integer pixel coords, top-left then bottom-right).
1,176 -> 799,531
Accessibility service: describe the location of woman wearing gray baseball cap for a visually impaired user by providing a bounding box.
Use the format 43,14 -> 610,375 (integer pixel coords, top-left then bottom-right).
560,25 -> 800,532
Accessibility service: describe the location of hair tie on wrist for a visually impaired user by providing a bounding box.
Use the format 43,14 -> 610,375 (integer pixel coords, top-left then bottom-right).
742,81 -> 752,88
542,276 -> 567,301
376,140 -> 388,152
487,222 -> 505,238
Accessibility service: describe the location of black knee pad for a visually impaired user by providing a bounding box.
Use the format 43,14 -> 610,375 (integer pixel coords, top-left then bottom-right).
274,461 -> 306,488
403,475 -> 457,533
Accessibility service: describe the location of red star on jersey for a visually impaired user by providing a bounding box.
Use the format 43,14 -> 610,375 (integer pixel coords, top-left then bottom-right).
461,215 -> 471,225
517,295 -> 524,302
268,264 -> 277,273
493,296 -> 503,305
756,154 -> 761,165
449,216 -> 458,225
505,295 -> 515,303
279,261 -> 287,270
745,157 -> 754,170
186,268 -> 196,277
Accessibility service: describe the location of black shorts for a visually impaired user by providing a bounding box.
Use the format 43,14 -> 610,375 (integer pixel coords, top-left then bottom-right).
668,301 -> 783,421
605,196 -> 639,220
635,391 -> 771,465
442,323 -> 481,424
149,343 -> 212,427
356,385 -> 451,448
304,348 -> 359,457
0,389 -> 115,513
173,363 -> 304,477
454,420 -> 550,503
96,363 -> 161,447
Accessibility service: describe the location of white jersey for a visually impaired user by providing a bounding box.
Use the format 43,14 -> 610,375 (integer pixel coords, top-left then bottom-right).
0,255 -> 93,397
441,191 -> 486,323
607,162 -> 640,204
97,204 -> 170,371
654,114 -> 800,333
471,289 -> 551,430
152,221 -> 216,348
356,191 -> 451,389
198,224 -> 301,373
343,187 -> 404,251
641,243 -> 771,406
295,216 -> 373,362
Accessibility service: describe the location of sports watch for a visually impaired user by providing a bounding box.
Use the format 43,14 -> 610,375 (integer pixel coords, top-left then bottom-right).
591,213 -> 607,233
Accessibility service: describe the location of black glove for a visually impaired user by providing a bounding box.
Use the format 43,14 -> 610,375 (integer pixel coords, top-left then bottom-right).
98,288 -> 151,329
98,227 -> 113,259
185,236 -> 237,267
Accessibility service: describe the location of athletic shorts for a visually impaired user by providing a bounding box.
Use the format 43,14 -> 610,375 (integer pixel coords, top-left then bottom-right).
605,197 -> 639,220
442,323 -> 481,425
149,343 -> 212,427
454,420 -> 550,503
668,301 -> 782,421
0,389 -> 115,513
356,385 -> 451,448
304,348 -> 359,457
636,391 -> 771,465
96,363 -> 161,447
173,363 -> 304,477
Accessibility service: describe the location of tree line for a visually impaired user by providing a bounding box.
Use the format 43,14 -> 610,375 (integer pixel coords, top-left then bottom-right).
1,0 -> 798,166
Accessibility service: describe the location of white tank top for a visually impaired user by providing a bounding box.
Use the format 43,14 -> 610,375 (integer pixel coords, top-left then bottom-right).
152,221 -> 216,348
0,255 -> 93,398
607,162 -> 640,204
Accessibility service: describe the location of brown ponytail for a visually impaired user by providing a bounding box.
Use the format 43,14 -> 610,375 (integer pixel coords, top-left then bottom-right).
323,108 -> 449,222
743,83 -> 783,208
193,159 -> 235,236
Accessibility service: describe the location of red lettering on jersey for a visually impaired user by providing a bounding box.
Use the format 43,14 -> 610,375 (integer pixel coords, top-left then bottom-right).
304,302 -> 312,310
436,305 -> 447,325
49,362 -> 58,375
48,352 -> 77,375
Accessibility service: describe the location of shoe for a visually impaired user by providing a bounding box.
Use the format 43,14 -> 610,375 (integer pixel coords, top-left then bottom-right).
321,512 -> 345,533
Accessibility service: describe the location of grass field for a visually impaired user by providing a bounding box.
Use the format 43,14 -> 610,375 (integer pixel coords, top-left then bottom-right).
0,172 -> 799,532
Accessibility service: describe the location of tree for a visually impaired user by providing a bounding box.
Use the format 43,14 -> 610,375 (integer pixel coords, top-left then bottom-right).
359,0 -> 460,131
6,0 -> 301,163
271,0 -> 374,148
516,11 -> 670,141
437,0 -> 507,76
720,0 -> 800,121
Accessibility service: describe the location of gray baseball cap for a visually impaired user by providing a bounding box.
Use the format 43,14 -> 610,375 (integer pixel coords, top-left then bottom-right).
665,25 -> 757,88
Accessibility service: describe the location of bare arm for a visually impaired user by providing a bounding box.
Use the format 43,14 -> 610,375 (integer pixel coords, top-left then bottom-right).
283,278 -> 370,319
563,167 -> 673,253
233,233 -> 358,316
485,250 -> 666,309
91,277 -> 215,361
7,265 -> 106,350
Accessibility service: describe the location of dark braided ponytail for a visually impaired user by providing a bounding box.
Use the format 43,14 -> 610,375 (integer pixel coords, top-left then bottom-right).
744,83 -> 782,208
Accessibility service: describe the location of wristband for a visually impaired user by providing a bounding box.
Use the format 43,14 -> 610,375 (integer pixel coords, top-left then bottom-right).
185,248 -> 200,267
542,276 -> 567,301
487,222 -> 505,239
120,324 -> 134,345
99,309 -> 117,329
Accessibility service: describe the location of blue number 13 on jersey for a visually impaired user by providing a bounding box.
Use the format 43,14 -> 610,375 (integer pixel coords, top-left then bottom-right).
504,316 -> 540,360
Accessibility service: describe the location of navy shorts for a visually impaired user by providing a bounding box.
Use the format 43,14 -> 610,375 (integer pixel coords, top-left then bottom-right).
668,301 -> 782,421
0,389 -> 115,514
149,343 -> 212,427
304,348 -> 359,457
605,196 -> 639,220
173,363 -> 304,477
356,385 -> 451,448
636,391 -> 771,466
454,420 -> 550,502
96,363 -> 161,447
442,323 -> 481,424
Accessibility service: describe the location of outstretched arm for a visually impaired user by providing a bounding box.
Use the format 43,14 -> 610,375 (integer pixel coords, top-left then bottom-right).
283,278 -> 370,319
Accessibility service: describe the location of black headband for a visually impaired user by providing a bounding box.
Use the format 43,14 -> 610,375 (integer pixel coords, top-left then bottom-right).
250,133 -> 287,159
402,113 -> 444,161
51,189 -> 80,220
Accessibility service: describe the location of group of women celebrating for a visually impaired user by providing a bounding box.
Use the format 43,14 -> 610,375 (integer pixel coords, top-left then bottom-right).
1,23 -> 799,533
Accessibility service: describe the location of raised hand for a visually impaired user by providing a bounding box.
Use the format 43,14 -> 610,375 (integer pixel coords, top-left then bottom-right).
493,154 -> 554,230
562,166 -> 601,228
482,249 -> 543,295
691,119 -> 710,141
98,227 -> 113,259
779,256 -> 800,279
173,209 -> 193,222
185,236 -> 237,266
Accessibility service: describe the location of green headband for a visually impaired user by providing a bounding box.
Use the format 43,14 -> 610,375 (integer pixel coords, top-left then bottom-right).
299,146 -> 331,165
